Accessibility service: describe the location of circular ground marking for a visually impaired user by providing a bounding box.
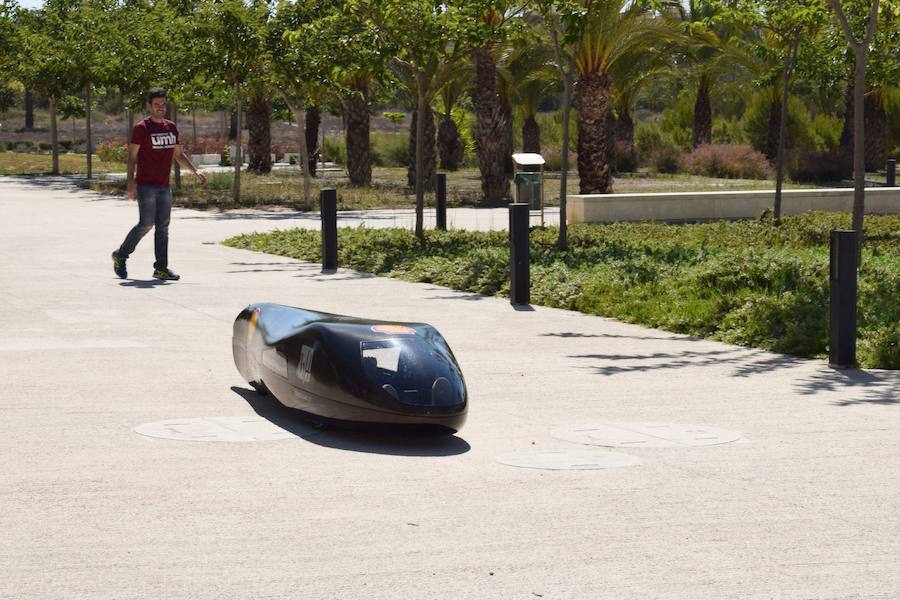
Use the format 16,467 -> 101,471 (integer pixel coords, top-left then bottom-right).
134,416 -> 302,442
496,448 -> 641,471
550,422 -> 743,448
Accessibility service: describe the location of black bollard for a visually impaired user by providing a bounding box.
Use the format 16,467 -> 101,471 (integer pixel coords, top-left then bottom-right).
436,173 -> 447,230
829,230 -> 858,368
320,188 -> 337,271
509,203 -> 530,305
887,159 -> 896,187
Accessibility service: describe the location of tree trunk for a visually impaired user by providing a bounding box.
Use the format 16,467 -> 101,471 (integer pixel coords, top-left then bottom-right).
692,74 -> 712,148
575,70 -> 614,194
233,85 -> 242,204
306,105 -> 321,176
85,84 -> 93,180
293,108 -> 311,207
192,109 -> 198,143
501,96 -> 514,176
247,90 -> 272,175
473,46 -> 510,203
850,46 -> 866,240
413,72 -> 429,239
49,96 -> 59,175
345,81 -> 372,186
24,89 -> 34,130
774,37 -> 800,223
864,90 -> 886,172
766,95 -> 781,161
522,114 -> 541,154
407,104 -> 436,192
438,113 -> 464,170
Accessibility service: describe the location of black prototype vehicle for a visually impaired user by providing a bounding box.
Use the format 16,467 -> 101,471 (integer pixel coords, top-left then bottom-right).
233,303 -> 468,433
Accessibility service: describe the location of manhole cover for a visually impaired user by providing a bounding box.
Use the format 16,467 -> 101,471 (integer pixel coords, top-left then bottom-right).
134,416 -> 302,442
550,422 -> 742,448
496,448 -> 641,471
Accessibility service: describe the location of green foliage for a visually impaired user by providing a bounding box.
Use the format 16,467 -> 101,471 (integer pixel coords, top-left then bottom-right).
742,90 -> 825,153
96,139 -> 128,163
224,212 -> 900,368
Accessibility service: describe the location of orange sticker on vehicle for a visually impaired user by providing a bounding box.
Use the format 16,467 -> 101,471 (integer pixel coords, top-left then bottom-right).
372,325 -> 416,335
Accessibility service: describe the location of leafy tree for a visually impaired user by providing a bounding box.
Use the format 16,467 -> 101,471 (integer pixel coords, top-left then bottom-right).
348,0 -> 487,238
0,1 -> 18,114
828,0 -> 882,244
194,0 -> 270,203
724,0 -> 829,222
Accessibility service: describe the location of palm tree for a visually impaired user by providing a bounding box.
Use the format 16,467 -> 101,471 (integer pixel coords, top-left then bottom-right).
343,75 -> 373,186
499,35 -> 558,154
436,67 -> 469,170
573,1 -> 681,193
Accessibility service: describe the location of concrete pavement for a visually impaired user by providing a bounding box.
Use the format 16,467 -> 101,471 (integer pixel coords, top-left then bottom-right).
1,175 -> 898,599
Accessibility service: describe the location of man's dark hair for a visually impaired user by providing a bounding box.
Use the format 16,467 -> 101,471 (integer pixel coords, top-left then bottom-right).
147,88 -> 167,103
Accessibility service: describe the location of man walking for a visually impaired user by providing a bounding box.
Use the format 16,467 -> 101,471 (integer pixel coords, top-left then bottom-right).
112,88 -> 206,281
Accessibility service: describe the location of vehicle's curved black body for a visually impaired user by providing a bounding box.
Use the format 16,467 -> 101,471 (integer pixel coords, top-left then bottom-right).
233,303 -> 468,433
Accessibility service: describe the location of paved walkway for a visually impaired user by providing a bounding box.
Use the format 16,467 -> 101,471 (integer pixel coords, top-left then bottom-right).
1,175 -> 898,599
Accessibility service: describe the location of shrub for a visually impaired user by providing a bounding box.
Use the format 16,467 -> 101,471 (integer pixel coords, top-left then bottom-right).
634,121 -> 672,164
712,117 -> 747,145
322,136 -> 346,165
59,140 -> 73,151
742,91 -> 821,155
370,131 -> 408,167
649,145 -> 682,174
612,141 -> 638,173
97,139 -> 129,163
785,148 -> 851,183
680,144 -> 772,179
38,142 -> 52,151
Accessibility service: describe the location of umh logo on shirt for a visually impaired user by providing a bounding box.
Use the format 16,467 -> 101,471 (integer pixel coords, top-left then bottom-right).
150,132 -> 177,149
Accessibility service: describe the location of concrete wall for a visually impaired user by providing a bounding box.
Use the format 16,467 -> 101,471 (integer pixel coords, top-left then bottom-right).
567,187 -> 900,223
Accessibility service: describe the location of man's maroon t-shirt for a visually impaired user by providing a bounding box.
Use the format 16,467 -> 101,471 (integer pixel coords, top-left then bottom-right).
131,117 -> 179,187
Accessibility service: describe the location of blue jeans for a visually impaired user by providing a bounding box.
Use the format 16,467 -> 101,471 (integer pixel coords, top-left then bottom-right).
117,185 -> 173,269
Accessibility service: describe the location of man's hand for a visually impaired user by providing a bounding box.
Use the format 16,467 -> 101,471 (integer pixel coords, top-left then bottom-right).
127,180 -> 137,200
194,171 -> 207,186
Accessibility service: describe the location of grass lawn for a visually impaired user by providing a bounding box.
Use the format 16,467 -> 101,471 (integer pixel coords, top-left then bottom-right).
0,151 -> 125,176
224,213 -> 900,369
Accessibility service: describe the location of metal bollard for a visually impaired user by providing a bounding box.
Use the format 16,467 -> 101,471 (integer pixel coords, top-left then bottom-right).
887,159 -> 896,187
320,188 -> 338,271
436,173 -> 447,230
509,203 -> 530,305
829,230 -> 858,368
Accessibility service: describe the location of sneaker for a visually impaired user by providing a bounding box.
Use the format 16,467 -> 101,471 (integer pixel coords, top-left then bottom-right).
112,251 -> 127,279
153,267 -> 180,281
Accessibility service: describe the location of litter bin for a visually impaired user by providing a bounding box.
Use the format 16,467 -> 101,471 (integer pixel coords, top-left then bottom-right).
512,153 -> 545,224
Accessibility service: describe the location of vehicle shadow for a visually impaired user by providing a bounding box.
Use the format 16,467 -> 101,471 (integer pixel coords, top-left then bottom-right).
231,386 -> 471,457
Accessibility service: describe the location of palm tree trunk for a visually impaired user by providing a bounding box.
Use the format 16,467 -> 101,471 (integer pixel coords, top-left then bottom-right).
474,46 -> 510,203
575,70 -> 614,194
692,74 -> 712,148
306,105 -> 321,177
49,96 -> 59,175
407,105 -> 436,192
345,81 -> 372,186
247,89 -> 272,175
229,109 -> 238,141
522,114 -> 540,154
85,84 -> 93,181
438,113 -> 464,170
864,90 -> 885,172
232,84 -> 242,204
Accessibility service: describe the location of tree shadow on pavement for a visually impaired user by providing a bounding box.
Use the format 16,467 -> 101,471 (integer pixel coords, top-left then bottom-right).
794,368 -> 900,406
231,386 -> 471,457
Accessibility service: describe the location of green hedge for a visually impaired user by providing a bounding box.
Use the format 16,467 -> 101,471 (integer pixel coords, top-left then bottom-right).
223,213 -> 900,369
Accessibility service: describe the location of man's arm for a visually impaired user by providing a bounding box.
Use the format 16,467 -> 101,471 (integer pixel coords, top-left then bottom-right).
174,144 -> 206,186
126,143 -> 140,200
